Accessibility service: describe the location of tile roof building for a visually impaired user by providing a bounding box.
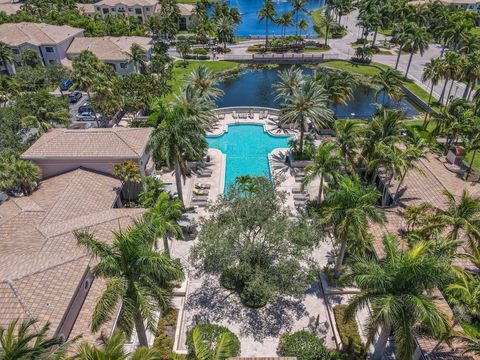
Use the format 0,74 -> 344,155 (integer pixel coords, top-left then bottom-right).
0,168 -> 144,342
92,0 -> 159,22
66,36 -> 153,76
21,127 -> 154,179
0,22 -> 84,75
0,2 -> 21,15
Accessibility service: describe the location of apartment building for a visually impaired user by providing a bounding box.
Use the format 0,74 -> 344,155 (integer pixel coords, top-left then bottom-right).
0,22 -> 84,75
65,36 -> 152,76
93,0 -> 158,22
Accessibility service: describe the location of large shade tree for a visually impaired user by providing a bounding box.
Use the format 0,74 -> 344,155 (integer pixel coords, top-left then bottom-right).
75,223 -> 184,347
191,176 -> 320,308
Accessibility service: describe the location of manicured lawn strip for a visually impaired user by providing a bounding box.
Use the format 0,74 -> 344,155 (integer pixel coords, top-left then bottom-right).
333,305 -> 364,354
153,309 -> 178,358
319,60 -> 441,111
378,28 -> 392,36
165,60 -> 239,103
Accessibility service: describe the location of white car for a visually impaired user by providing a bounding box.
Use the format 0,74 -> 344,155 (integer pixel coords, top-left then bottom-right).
75,111 -> 97,121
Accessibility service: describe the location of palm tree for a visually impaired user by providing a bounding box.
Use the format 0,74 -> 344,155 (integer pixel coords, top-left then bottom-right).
346,235 -> 450,360
427,190 -> 480,245
184,65 -> 224,100
320,176 -> 385,277
465,131 -> 480,179
392,143 -> 426,202
314,69 -> 356,115
0,75 -> 19,107
273,66 -> 304,101
0,41 -> 14,74
445,272 -> 480,321
461,51 -> 480,99
373,68 -> 404,106
129,43 -> 146,73
75,224 -> 184,347
113,160 -> 142,203
334,120 -> 360,173
258,0 -> 277,50
0,319 -> 68,359
276,12 -> 293,38
391,21 -> 413,70
302,142 -> 342,205
174,85 -> 216,128
138,176 -> 165,208
189,326 -> 239,360
74,330 -> 162,359
291,0 -> 309,36
0,154 -> 41,196
279,77 -> 333,155
404,24 -> 431,78
144,192 -> 184,257
148,106 -> 208,203
298,18 -> 308,36
216,16 -> 234,50
458,333 -> 480,356
317,10 -> 336,47
422,58 -> 444,124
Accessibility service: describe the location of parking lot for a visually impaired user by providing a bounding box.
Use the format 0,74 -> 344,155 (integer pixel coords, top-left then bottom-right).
66,91 -> 99,128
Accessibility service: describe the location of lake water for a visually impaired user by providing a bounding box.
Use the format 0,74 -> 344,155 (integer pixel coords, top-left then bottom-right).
215,67 -> 421,118
221,0 -> 325,37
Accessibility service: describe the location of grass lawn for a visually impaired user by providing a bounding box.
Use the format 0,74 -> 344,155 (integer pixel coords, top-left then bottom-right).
164,60 -> 239,103
378,28 -> 392,36
311,8 -> 346,40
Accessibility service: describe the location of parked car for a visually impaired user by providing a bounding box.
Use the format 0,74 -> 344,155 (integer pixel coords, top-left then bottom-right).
60,79 -> 73,91
75,111 -> 97,121
68,91 -> 82,103
78,103 -> 94,114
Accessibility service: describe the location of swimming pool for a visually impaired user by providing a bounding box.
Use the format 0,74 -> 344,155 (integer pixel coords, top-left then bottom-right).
207,124 -> 290,191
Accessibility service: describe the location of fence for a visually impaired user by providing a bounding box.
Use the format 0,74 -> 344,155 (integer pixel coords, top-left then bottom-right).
223,53 -> 340,63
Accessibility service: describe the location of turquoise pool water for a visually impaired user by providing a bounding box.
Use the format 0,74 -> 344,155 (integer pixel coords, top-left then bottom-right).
207,124 -> 290,191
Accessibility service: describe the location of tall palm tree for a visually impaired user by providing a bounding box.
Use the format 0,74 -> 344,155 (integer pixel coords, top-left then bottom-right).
461,51 -> 480,99
445,272 -> 480,321
144,192 -> 184,257
392,21 -> 413,70
317,10 -> 336,47
320,177 -> 385,277
0,319 -> 69,360
216,16 -> 234,50
0,41 -> 14,74
113,160 -> 142,204
184,65 -> 224,100
276,12 -> 293,38
73,330 -> 162,359
404,24 -> 431,78
458,333 -> 480,356
138,176 -> 165,208
346,235 -> 450,360
279,77 -> 333,155
258,0 -> 277,50
334,120 -> 360,173
0,154 -> 41,196
373,68 -> 404,106
189,326 -> 239,360
291,0 -> 309,36
129,43 -> 146,73
298,18 -> 308,36
0,75 -> 19,107
422,58 -> 444,124
174,85 -> 216,129
75,224 -> 184,347
148,107 -> 208,203
273,66 -> 304,101
302,142 -> 342,205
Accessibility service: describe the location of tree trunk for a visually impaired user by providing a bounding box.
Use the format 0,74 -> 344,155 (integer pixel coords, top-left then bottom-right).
174,161 -> 184,203
265,20 -> 269,50
423,82 -> 435,127
393,171 -> 407,202
371,325 -> 391,360
439,79 -> 449,104
163,236 -> 171,257
463,80 -> 471,99
134,310 -> 149,347
395,45 -> 402,70
295,10 -> 299,37
372,28 -> 378,47
317,173 -> 324,206
299,126 -> 305,155
334,234 -> 347,278
405,51 -> 414,78
86,91 -> 100,128
324,25 -> 329,47
445,79 -> 455,106
466,148 -> 477,179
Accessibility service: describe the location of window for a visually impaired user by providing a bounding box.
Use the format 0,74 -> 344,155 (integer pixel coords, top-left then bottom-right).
45,46 -> 54,53
111,7 -> 115,11
96,6 -> 100,10
102,8 -> 109,14
119,62 -> 128,69
128,7 -> 132,11
135,7 -> 142,14
145,7 -> 150,11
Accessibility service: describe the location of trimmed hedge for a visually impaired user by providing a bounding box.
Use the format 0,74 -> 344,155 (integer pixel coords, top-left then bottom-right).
152,309 -> 178,359
186,323 -> 241,357
333,305 -> 366,357
279,330 -> 329,360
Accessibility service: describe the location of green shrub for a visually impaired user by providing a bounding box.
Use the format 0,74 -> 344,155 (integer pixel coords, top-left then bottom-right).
153,309 -> 178,359
333,305 -> 366,358
192,48 -> 208,55
177,35 -> 187,41
279,330 -> 329,360
186,324 -> 241,356
220,265 -> 249,291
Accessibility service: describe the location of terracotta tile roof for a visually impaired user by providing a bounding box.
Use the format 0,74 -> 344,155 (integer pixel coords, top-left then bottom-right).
0,22 -> 83,47
369,153 -> 480,359
67,36 -> 152,62
177,3 -> 194,16
0,3 -> 21,15
21,128 -> 153,160
0,168 -> 144,341
76,3 -> 96,14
